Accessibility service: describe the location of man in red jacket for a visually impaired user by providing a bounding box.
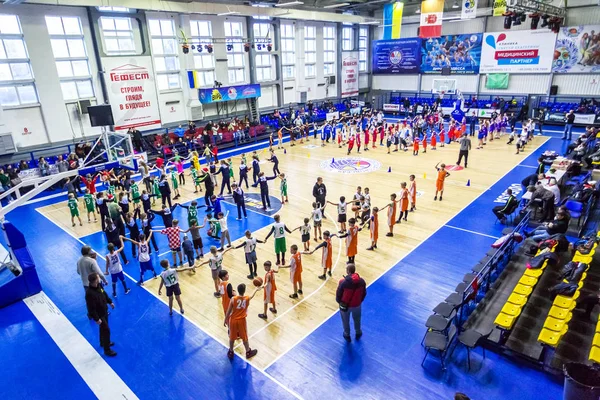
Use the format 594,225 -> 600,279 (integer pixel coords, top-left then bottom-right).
336,263 -> 367,342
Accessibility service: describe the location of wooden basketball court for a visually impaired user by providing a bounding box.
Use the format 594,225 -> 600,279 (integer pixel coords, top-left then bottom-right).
37,133 -> 546,369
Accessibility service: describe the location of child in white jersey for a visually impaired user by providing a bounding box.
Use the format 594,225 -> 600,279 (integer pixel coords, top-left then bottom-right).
121,232 -> 157,286
311,202 -> 325,241
199,246 -> 233,297
293,217 -> 312,252
234,230 -> 265,279
104,242 -> 131,297
157,259 -> 185,316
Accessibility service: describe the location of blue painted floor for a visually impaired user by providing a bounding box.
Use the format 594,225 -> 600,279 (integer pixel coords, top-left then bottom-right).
0,301 -> 96,400
0,134 -> 570,399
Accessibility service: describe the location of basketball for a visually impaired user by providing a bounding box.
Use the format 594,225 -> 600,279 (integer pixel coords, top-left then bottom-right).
253,277 -> 263,287
351,205 -> 360,212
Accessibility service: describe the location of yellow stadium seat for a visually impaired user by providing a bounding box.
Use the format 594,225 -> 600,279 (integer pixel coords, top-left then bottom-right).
495,313 -> 516,330
596,319 -> 600,333
507,293 -> 528,306
554,292 -> 581,308
513,284 -> 533,296
549,305 -> 574,320
590,346 -> 600,363
594,334 -> 600,348
573,254 -> 593,264
501,303 -> 522,317
538,327 -> 567,347
543,314 -> 572,332
524,268 -> 543,278
518,275 -> 538,287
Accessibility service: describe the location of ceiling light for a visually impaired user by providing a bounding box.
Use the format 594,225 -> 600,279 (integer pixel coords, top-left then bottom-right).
275,1 -> 304,6
217,11 -> 241,16
323,2 -> 350,9
452,1 -> 459,8
360,20 -> 380,25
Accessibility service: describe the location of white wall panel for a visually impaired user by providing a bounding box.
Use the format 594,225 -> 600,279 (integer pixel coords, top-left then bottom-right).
400,24 -> 419,39
5,107 -> 47,149
479,74 -> 551,94
373,75 -> 419,91
566,6 -> 600,25
258,85 -> 277,109
552,74 -> 600,96
442,18 -> 485,35
359,74 -> 369,89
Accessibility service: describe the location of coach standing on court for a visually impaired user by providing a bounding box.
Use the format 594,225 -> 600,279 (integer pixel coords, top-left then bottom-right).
85,273 -> 117,357
336,264 -> 367,342
313,177 -> 327,209
456,133 -> 471,168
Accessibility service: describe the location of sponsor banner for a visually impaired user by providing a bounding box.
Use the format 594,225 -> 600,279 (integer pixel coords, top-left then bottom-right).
462,0 -> 477,19
198,84 -> 261,104
383,104 -> 400,112
350,107 -> 362,115
372,38 -> 421,74
494,184 -> 523,203
477,108 -> 501,118
553,25 -> 600,73
420,34 -> 482,74
492,0 -> 507,17
480,30 -> 557,73
103,57 -> 162,132
341,53 -> 359,97
419,0 -> 444,39
383,2 -> 404,40
545,112 -> 597,124
596,114 -> 600,124
326,111 -> 340,121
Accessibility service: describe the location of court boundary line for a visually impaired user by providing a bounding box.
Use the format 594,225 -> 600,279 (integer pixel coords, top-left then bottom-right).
35,209 -> 303,400
262,136 -> 551,372
444,225 -> 500,239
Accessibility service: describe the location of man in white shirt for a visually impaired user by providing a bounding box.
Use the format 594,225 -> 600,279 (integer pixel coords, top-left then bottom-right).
547,178 -> 561,206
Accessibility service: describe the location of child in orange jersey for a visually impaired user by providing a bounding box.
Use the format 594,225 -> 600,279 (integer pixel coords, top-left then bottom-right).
218,269 -> 235,315
258,261 -> 278,319
396,182 -> 410,223
381,193 -> 400,237
278,244 -> 303,299
434,162 -> 450,201
409,175 -> 417,211
225,283 -> 262,360
277,127 -> 284,149
413,137 -> 419,156
309,230 -> 336,280
364,207 -> 379,251
337,218 -> 361,264
422,135 -> 427,154
430,132 -> 437,150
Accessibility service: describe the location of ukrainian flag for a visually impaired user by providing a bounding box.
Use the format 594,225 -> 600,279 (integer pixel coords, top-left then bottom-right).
188,70 -> 199,89
383,2 -> 404,40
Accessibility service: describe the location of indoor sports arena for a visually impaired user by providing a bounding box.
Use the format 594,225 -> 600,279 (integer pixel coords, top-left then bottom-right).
1,0 -> 600,399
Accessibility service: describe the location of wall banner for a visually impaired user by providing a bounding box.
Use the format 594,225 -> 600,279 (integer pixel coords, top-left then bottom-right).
419,0 -> 444,39
103,57 -> 162,132
552,25 -> 600,73
480,30 -> 557,73
198,84 -> 261,104
341,53 -> 359,97
462,0 -> 477,19
420,34 -> 482,74
372,38 -> 422,74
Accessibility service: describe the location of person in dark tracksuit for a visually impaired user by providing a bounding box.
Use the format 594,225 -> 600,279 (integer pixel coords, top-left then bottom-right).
158,175 -> 172,208
141,212 -> 159,253
232,183 -> 247,220
239,162 -> 250,189
492,189 -> 518,224
149,203 -> 179,228
198,169 -> 214,210
252,172 -> 276,211
215,160 -> 232,196
268,150 -> 281,175
133,191 -> 155,214
86,273 -> 116,356
313,177 -> 327,210
252,156 -> 261,185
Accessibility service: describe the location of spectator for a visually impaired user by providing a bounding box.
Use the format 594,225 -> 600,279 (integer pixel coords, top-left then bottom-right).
546,178 -> 561,206
336,263 -> 367,342
56,155 -> 68,173
18,160 -> 29,170
0,168 -> 13,201
85,272 -> 117,357
525,211 -> 569,242
492,188 -> 518,224
188,120 -> 196,132
38,157 -> 50,177
175,125 -> 185,139
529,184 -> 556,222
76,245 -> 107,290
563,110 -> 575,140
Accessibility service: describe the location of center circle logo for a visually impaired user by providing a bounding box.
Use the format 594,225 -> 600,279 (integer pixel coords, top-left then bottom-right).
389,50 -> 402,65
320,157 -> 381,174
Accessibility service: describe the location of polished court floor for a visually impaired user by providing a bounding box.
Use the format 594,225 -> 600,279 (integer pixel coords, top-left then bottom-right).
0,125 -> 575,399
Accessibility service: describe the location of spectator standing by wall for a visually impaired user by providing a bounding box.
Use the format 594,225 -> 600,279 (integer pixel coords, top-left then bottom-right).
336,263 -> 367,342
563,110 -> 575,140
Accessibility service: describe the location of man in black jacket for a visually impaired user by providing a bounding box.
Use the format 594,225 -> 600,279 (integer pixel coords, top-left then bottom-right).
336,264 -> 367,342
85,273 -> 116,356
313,177 -> 327,209
492,189 -> 518,224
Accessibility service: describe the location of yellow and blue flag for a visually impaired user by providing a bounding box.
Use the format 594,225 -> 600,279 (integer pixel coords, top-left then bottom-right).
383,2 -> 404,40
